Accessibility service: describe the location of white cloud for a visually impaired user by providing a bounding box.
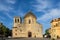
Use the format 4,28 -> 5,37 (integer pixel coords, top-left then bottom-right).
33,0 -> 60,22
32,0 -> 51,12
4,12 -> 12,19
0,4 -> 13,19
37,8 -> 60,22
5,13 -> 12,19
0,0 -> 16,11
0,0 -> 16,20
0,4 -> 13,12
6,0 -> 16,4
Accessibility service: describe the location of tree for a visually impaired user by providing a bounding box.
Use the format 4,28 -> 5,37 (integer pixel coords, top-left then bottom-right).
0,23 -> 12,37
45,28 -> 51,38
0,26 -> 3,35
5,28 -> 12,37
45,29 -> 50,35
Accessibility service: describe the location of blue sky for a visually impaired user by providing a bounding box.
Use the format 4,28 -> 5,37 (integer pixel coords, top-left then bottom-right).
0,0 -> 60,34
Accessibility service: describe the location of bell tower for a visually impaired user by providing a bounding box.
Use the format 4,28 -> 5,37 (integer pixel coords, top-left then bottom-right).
13,16 -> 22,27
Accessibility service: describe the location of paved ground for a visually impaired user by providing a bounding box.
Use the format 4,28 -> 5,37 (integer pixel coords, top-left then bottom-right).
0,37 -> 60,40
5,38 -> 51,40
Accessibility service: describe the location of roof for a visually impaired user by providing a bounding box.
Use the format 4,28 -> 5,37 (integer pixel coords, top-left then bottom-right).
24,11 -> 37,19
51,18 -> 60,23
58,18 -> 60,21
14,16 -> 20,18
50,20 -> 54,23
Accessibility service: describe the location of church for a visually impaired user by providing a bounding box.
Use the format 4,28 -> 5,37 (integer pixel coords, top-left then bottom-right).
12,11 -> 43,38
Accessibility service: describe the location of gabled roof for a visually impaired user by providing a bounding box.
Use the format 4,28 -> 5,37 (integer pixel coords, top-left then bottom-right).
24,11 -> 37,19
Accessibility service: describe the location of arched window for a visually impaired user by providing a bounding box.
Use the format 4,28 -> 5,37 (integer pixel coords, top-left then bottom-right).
54,25 -> 56,27
15,19 -> 17,23
17,19 -> 19,22
15,30 -> 17,31
29,20 -> 31,24
15,33 -> 17,35
56,23 -> 58,26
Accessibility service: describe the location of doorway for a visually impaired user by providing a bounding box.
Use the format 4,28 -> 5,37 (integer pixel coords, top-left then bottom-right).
28,32 -> 32,37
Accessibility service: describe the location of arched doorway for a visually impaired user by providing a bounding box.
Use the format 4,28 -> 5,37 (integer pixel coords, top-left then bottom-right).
28,32 -> 32,37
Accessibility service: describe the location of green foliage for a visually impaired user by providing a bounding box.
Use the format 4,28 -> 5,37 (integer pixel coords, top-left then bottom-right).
45,28 -> 51,38
45,29 -> 50,35
0,23 -> 12,37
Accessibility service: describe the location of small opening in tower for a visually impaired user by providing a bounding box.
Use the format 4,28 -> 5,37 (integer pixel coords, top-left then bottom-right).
29,19 -> 31,24
18,19 -> 19,22
15,19 -> 17,23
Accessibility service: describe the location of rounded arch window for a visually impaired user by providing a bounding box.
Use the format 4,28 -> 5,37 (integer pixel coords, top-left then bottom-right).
15,18 -> 19,23
17,19 -> 19,22
15,19 -> 17,23
15,33 -> 17,35
29,19 -> 31,24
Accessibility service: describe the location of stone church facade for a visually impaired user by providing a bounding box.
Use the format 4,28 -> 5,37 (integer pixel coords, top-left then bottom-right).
12,11 -> 43,38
